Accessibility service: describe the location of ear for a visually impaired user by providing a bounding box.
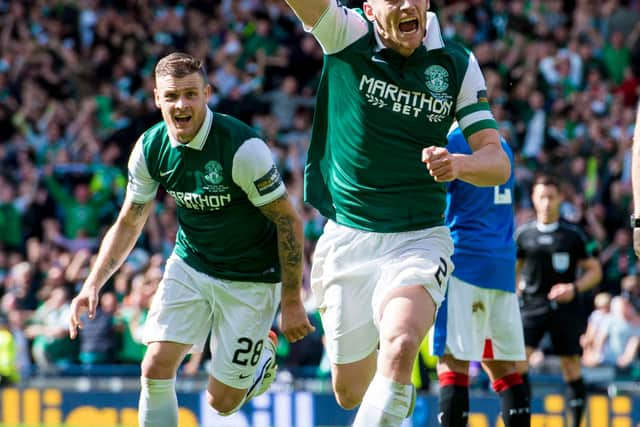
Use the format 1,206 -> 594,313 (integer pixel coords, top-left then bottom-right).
204,84 -> 212,99
363,2 -> 375,22
153,88 -> 161,108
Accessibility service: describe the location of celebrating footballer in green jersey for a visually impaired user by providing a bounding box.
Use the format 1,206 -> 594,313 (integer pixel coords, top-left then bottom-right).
68,53 -> 314,427
285,1 -> 511,426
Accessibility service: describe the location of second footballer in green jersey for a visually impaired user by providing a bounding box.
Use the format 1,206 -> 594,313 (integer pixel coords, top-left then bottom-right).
68,52 -> 315,427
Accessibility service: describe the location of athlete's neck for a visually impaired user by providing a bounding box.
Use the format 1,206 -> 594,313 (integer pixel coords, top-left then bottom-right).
536,221 -> 559,232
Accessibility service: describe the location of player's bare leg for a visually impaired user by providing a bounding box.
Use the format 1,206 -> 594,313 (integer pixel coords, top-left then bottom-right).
352,285 -> 434,427
331,351 -> 377,409
139,341 -> 191,427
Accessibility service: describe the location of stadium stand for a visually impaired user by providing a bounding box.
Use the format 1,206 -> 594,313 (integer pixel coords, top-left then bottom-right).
0,0 -> 639,425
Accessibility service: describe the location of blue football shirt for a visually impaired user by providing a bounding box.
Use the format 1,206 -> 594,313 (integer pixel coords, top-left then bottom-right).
444,127 -> 516,292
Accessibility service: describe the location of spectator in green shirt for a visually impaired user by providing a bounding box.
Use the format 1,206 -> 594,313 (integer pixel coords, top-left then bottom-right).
43,169 -> 110,239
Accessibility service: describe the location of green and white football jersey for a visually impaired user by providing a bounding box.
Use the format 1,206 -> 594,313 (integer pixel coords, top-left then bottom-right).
304,4 -> 498,232
126,108 -> 285,283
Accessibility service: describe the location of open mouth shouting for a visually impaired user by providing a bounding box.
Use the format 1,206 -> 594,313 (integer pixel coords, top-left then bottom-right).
399,17 -> 419,34
174,113 -> 192,127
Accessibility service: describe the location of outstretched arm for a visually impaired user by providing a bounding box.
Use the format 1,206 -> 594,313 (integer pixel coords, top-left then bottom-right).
284,0 -> 331,28
259,194 -> 315,342
69,199 -> 153,338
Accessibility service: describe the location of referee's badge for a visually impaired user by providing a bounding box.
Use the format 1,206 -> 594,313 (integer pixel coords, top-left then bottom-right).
552,252 -> 570,272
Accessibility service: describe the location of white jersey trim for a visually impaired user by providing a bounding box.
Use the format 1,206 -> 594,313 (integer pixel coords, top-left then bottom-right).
455,52 -> 495,133
167,107 -> 213,150
232,138 -> 286,206
458,110 -> 494,130
309,0 -> 367,55
125,134 -> 159,204
309,3 -> 445,56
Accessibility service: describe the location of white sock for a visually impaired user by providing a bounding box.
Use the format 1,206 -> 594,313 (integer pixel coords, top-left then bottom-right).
138,377 -> 178,427
352,373 -> 414,427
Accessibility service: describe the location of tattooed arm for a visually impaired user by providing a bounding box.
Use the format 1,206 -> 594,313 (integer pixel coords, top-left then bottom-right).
69,199 -> 153,338
259,194 -> 315,342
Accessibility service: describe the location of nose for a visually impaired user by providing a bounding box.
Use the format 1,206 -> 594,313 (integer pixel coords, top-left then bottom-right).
175,94 -> 187,109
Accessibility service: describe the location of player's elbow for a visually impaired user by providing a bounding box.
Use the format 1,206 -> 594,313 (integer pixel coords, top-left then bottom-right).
495,150 -> 511,185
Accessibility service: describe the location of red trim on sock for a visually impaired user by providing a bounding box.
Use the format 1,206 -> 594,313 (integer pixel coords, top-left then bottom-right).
438,372 -> 469,387
492,372 -> 523,393
482,339 -> 494,359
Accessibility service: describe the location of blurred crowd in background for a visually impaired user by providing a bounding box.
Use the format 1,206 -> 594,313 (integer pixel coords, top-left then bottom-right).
0,0 -> 639,387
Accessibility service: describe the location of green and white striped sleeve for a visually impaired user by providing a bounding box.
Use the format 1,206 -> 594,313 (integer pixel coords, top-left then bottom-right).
455,52 -> 498,139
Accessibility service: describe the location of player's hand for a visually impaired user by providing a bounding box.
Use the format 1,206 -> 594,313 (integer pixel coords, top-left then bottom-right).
68,285 -> 99,339
421,146 -> 460,182
633,228 -> 640,258
547,282 -> 575,304
279,298 -> 315,343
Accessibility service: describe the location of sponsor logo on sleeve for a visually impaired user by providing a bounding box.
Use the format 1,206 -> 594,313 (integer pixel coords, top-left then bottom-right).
254,165 -> 283,196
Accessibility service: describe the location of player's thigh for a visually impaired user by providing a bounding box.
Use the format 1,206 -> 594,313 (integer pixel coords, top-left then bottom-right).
372,225 -> 454,321
548,309 -> 584,357
310,222 -> 380,365
433,277 -> 490,361
487,290 -> 526,361
209,280 -> 280,390
143,256 -> 215,352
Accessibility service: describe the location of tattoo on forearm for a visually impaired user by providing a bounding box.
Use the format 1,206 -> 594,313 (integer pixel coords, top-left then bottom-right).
261,198 -> 303,290
99,257 -> 119,282
131,202 -> 147,217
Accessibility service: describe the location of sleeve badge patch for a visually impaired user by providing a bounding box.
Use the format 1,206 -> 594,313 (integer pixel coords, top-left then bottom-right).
254,165 -> 283,196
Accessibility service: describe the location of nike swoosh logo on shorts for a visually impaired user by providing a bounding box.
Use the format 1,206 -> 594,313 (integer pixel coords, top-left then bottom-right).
239,373 -> 252,379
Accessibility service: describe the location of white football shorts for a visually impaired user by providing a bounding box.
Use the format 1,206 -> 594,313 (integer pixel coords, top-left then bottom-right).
143,255 -> 280,389
311,220 -> 453,365
437,276 -> 525,361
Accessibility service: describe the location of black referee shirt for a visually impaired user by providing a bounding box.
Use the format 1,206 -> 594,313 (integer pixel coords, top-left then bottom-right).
516,220 -> 594,299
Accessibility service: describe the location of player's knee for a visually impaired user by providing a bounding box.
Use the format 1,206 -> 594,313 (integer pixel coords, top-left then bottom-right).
333,383 -> 365,410
206,390 -> 243,415
381,333 -> 420,366
141,350 -> 179,378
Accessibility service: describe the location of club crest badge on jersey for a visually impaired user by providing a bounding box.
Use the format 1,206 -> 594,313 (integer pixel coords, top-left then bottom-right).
204,160 -> 224,185
425,65 -> 449,93
552,252 -> 570,273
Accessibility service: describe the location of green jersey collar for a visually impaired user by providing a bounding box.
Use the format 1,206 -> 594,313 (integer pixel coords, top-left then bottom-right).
168,107 -> 213,151
373,11 -> 445,53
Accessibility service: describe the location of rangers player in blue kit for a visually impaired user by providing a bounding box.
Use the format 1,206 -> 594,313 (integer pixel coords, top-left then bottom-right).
433,126 -> 530,427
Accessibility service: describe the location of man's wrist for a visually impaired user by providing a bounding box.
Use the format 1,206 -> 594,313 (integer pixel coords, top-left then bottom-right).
281,286 -> 303,303
570,282 -> 579,298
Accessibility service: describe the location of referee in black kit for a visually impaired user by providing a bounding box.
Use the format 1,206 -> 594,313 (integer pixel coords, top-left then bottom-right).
514,174 -> 602,427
